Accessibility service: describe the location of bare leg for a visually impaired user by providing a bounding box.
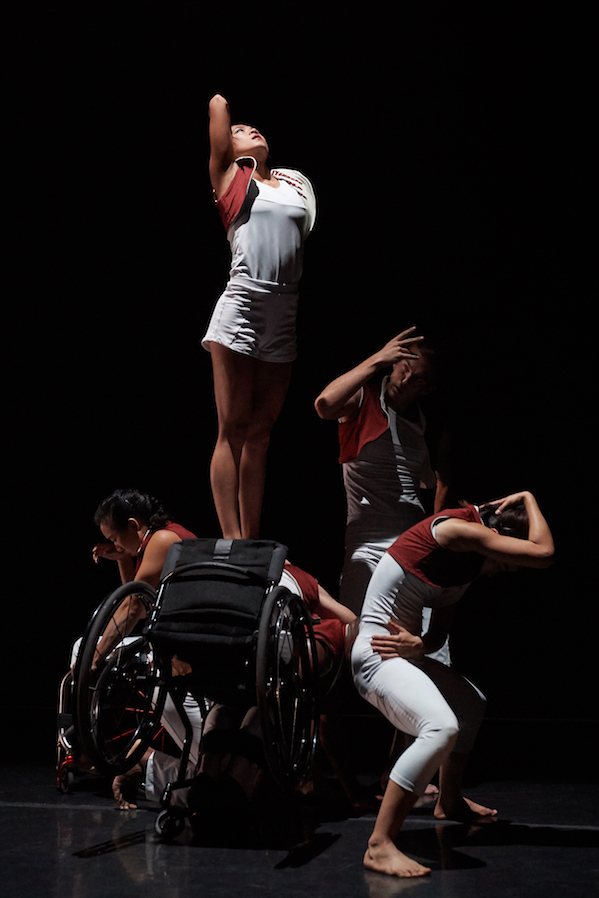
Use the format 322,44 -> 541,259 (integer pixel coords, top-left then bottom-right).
209,344 -> 291,539
364,779 -> 431,878
238,358 -> 291,539
209,344 -> 252,538
434,751 -> 498,821
112,748 -> 153,810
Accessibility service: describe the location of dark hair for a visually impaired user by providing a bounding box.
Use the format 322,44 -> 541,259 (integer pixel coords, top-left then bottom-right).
416,338 -> 439,364
93,488 -> 170,533
414,339 -> 441,387
479,501 -> 529,540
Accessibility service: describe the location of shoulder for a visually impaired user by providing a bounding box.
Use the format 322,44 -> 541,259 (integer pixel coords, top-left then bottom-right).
338,386 -> 365,424
271,167 -> 315,198
164,521 -> 197,540
135,527 -> 185,588
271,167 -> 317,234
340,378 -> 383,424
146,528 -> 182,554
214,156 -> 257,203
434,516 -> 490,553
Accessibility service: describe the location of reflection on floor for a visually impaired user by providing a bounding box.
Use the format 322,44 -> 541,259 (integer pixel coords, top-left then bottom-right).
1,758 -> 597,898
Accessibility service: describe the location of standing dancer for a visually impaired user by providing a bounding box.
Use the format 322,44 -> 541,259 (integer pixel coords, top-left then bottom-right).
351,490 -> 554,877
203,94 -> 316,539
315,329 -> 448,645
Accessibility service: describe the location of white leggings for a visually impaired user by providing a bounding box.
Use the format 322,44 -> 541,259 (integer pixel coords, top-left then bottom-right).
351,558 -> 486,796
340,535 -> 451,666
353,651 -> 486,795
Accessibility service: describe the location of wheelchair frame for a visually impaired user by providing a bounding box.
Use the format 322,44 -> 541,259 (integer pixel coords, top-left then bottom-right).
71,540 -> 320,824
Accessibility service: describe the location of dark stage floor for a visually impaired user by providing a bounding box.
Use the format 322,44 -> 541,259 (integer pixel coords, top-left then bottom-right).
1,757 -> 597,898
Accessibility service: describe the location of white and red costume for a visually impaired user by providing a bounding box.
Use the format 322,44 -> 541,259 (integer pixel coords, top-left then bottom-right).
351,506 -> 487,796
337,377 -> 441,655
202,157 -> 316,363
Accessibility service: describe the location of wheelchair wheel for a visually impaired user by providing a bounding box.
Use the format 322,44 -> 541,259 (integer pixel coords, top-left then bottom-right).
73,581 -> 167,776
57,767 -> 75,795
155,808 -> 187,840
256,586 -> 319,791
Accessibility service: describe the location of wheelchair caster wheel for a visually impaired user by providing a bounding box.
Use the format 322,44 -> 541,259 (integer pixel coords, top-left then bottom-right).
155,809 -> 186,839
57,769 -> 75,794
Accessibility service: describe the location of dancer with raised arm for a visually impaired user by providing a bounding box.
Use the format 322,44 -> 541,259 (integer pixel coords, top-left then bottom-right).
315,327 -> 447,621
204,94 -> 316,539
351,490 -> 554,877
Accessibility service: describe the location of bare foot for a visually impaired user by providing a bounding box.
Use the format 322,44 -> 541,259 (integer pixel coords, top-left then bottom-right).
364,840 -> 431,878
344,784 -> 381,811
434,795 -> 498,822
74,753 -> 97,774
112,763 -> 142,810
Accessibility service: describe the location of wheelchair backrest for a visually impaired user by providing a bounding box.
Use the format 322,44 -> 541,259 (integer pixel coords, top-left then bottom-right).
150,538 -> 288,656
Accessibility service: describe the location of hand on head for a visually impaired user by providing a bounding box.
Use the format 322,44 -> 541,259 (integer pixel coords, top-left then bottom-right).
378,326 -> 424,368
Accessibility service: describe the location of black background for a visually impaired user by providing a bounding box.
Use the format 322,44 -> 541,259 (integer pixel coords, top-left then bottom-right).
5,5 -> 593,745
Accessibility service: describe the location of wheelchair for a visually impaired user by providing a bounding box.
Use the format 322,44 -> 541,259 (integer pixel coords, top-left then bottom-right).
56,635 -> 182,795
69,538 -> 320,833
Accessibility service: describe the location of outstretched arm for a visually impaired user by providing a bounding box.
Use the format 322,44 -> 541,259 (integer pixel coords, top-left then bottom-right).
314,327 -> 423,422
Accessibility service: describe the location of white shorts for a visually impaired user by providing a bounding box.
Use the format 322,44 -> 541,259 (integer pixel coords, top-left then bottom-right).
202,279 -> 298,363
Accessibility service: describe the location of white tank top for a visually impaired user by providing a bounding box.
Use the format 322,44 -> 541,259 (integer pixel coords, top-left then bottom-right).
228,180 -> 307,289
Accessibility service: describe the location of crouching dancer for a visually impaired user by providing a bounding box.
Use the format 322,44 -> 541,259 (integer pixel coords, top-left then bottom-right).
351,490 -> 554,877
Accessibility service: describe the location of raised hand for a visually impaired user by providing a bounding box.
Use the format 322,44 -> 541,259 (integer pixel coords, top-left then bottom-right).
92,542 -> 125,564
375,327 -> 424,369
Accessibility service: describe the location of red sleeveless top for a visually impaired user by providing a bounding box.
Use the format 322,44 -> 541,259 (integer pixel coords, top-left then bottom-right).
135,522 -> 197,574
338,380 -> 388,464
387,505 -> 485,588
284,562 -> 346,659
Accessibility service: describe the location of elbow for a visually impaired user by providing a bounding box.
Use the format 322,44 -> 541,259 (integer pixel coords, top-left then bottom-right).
539,548 -> 555,569
314,395 -> 327,419
314,393 -> 335,420
209,93 -> 228,111
533,545 -> 555,569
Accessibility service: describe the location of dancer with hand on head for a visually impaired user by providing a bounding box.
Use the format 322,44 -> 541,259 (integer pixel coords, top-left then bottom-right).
316,326 -> 452,794
351,490 -> 554,878
315,326 -> 449,646
203,94 -> 316,539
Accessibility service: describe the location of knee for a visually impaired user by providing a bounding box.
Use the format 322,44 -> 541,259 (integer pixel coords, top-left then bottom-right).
243,417 -> 276,451
442,720 -> 460,752
421,714 -> 459,754
217,416 -> 251,447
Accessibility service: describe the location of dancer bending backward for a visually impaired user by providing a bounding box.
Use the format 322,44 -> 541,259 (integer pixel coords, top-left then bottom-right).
351,490 -> 554,878
315,329 -> 449,649
204,94 -> 316,539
